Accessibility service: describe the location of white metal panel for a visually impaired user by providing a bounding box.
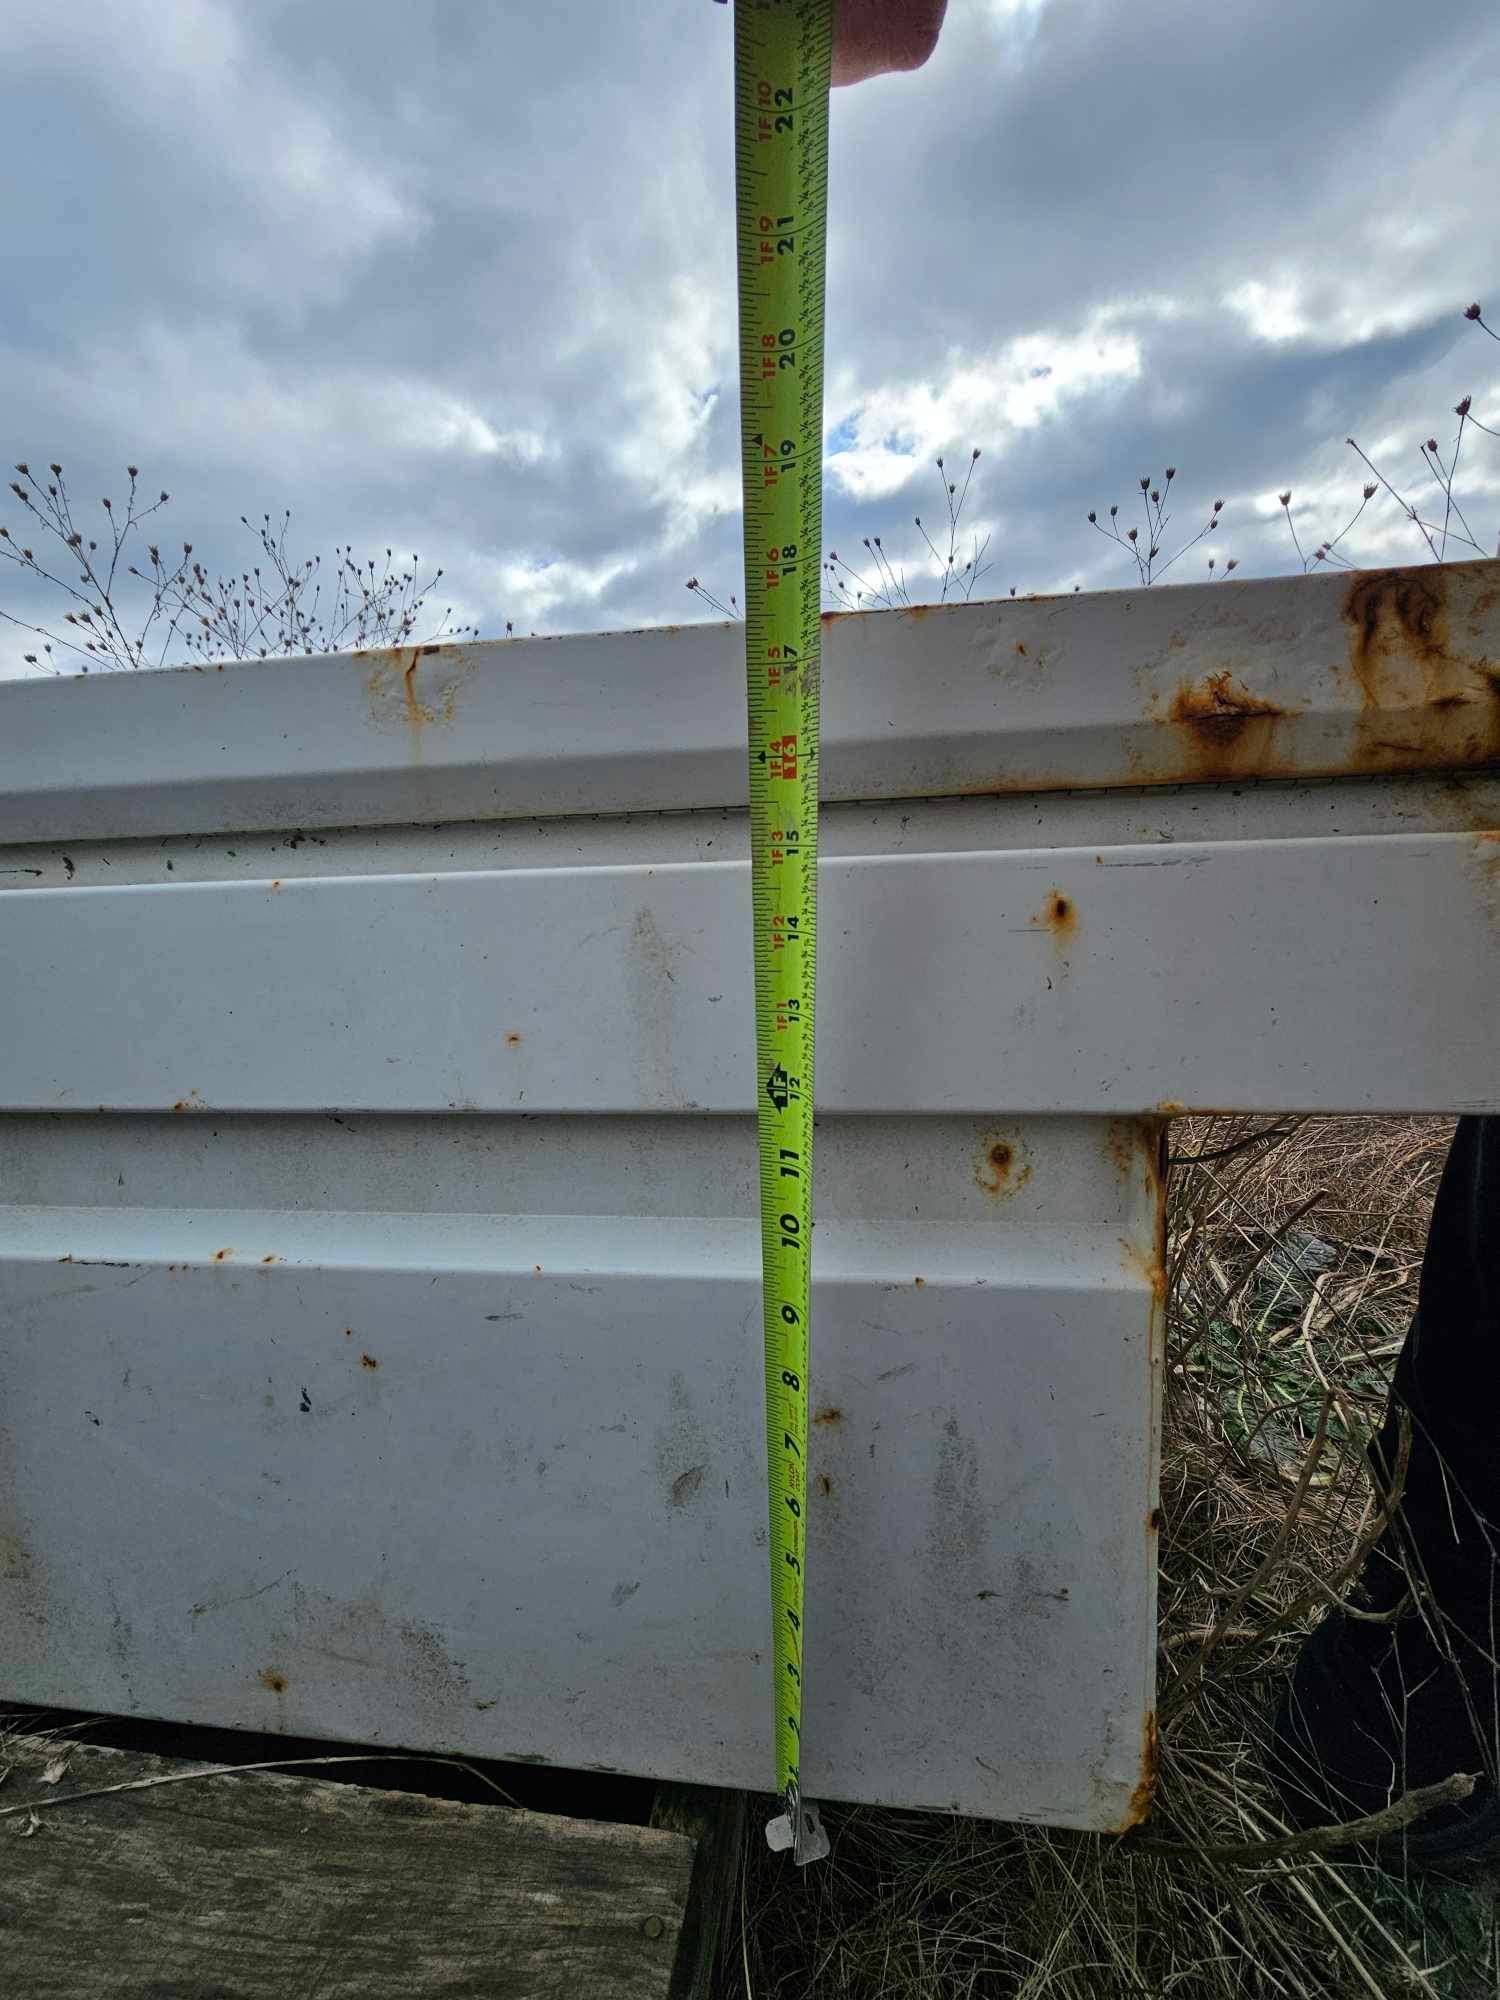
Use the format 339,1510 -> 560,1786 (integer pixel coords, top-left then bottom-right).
1,828 -> 1496,1116
1,561 -> 1498,1833
0,560 -> 1495,842
0,1171 -> 1157,1826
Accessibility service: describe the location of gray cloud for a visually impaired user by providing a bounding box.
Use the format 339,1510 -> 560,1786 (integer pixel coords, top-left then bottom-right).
2,0 -> 1496,675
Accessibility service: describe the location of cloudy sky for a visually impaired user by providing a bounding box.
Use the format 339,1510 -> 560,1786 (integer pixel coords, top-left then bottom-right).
2,0 -> 1497,674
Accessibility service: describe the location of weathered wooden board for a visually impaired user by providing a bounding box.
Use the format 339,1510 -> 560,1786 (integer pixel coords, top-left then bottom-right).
0,1733 -> 695,1999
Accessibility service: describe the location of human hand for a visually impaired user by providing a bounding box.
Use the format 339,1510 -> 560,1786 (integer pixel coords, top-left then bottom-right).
831,0 -> 947,85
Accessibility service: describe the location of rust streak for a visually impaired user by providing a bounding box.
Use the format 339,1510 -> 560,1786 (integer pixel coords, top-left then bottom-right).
1115,1711 -> 1159,1831
812,1407 -> 843,1426
1119,1236 -> 1168,1305
257,1667 -> 288,1695
212,1247 -> 234,1263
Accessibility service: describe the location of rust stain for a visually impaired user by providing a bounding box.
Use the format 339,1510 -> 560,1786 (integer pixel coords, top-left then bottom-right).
974,1134 -> 1032,1198
1031,888 -> 1078,944
952,563 -> 1500,796
1106,1117 -> 1167,1203
360,1353 -> 379,1370
816,1473 -> 833,1498
1115,1711 -> 1159,1832
365,643 -> 470,747
1119,1236 -> 1168,1305
261,1254 -> 278,1265
171,1090 -> 205,1113
913,1276 -> 925,1288
504,1030 -> 523,1047
1156,669 -> 1294,782
258,1667 -> 288,1694
211,1247 -> 234,1263
1015,641 -> 1026,656
1339,567 -> 1500,776
1148,1506 -> 1164,1532
812,1407 -> 843,1426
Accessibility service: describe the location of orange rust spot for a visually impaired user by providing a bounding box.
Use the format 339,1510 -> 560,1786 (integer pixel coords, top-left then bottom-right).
816,1474 -> 833,1498
1148,1506 -> 1164,1532
913,1276 -> 925,1288
974,1135 -> 1031,1198
260,1254 -> 278,1265
1116,1711 -> 1158,1831
171,1090 -> 204,1113
360,1353 -> 379,1370
212,1247 -> 233,1263
813,1406 -> 843,1426
1014,641 -> 1026,656
258,1668 -> 288,1695
1156,1102 -> 1186,1118
504,1031 -> 523,1048
1031,888 -> 1078,943
344,1328 -> 353,1338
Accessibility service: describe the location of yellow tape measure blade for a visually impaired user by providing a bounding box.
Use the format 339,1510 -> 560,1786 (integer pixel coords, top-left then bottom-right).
733,0 -> 832,1866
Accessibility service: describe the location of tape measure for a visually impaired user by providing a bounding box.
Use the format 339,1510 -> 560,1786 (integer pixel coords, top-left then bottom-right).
733,0 -> 832,1868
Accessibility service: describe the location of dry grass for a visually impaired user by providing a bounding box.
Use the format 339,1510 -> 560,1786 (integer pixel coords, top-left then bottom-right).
738,1115 -> 1500,1999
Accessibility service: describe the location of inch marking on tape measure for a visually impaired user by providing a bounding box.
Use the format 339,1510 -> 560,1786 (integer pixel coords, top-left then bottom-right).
733,0 -> 832,1869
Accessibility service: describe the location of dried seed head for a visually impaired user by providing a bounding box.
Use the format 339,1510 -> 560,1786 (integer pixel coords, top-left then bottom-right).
1109,504 -> 1118,518
127,465 -> 138,478
1165,467 -> 1176,481
1087,510 -> 1097,523
1226,558 -> 1239,571
1426,438 -> 1438,452
1465,302 -> 1483,321
1362,483 -> 1377,499
1278,491 -> 1292,507
1456,395 -> 1473,417
1213,498 -> 1223,511
1139,475 -> 1150,491
49,462 -> 61,475
1150,489 -> 1160,504
14,463 -> 28,476
1128,527 -> 1138,541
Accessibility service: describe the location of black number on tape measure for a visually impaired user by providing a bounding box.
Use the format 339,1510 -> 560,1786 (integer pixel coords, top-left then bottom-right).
781,1369 -> 801,1391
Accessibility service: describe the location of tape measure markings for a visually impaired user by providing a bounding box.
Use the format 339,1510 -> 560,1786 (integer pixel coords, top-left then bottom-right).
733,0 -> 832,1868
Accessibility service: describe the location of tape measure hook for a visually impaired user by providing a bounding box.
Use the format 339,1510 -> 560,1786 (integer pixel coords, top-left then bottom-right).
764,1799 -> 831,1867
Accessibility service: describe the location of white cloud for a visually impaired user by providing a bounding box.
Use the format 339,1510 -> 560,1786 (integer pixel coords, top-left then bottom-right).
825,318 -> 1143,500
